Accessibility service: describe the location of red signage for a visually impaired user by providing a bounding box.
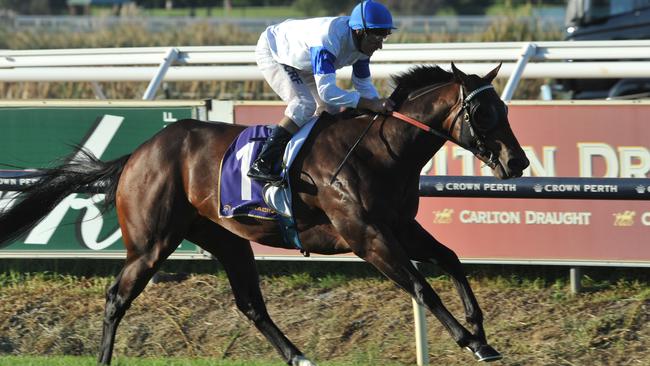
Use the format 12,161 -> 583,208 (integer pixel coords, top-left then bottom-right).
234,102 -> 650,265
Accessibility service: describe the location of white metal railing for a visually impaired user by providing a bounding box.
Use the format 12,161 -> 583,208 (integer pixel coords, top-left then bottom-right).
1,40 -> 649,100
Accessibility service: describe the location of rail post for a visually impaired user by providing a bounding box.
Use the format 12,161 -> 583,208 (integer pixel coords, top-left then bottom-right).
570,267 -> 582,294
501,42 -> 537,101
142,47 -> 179,100
411,261 -> 429,365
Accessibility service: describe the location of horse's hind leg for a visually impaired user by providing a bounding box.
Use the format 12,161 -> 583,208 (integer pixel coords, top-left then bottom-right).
98,173 -> 193,364
185,217 -> 313,366
97,232 -> 184,365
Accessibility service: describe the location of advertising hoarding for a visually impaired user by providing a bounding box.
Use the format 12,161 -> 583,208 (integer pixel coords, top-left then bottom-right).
233,101 -> 650,265
0,101 -> 208,259
2,100 -> 648,265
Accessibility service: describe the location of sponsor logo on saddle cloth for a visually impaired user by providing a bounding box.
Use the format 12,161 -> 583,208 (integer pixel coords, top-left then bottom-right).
218,117 -> 318,221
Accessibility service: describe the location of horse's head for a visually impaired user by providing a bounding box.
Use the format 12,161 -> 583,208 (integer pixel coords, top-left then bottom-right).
390,64 -> 529,179
446,63 -> 529,178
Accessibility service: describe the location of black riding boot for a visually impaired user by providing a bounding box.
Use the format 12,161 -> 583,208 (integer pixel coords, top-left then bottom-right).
247,125 -> 293,184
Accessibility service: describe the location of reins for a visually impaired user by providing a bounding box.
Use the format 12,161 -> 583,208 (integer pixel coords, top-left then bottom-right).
328,82 -> 497,184
391,84 -> 495,158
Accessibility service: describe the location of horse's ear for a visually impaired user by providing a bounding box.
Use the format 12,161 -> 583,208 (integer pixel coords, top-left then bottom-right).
483,63 -> 502,84
450,62 -> 467,84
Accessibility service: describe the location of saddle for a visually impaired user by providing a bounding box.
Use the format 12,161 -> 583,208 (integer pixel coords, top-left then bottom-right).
218,116 -> 320,255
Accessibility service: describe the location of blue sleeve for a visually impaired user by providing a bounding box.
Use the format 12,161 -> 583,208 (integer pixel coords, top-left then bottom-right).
352,58 -> 371,78
310,46 -> 337,75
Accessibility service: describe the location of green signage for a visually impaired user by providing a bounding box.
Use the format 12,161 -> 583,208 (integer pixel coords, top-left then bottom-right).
0,101 -> 208,258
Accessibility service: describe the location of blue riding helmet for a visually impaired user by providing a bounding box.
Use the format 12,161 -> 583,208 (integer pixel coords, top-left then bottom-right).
348,0 -> 396,30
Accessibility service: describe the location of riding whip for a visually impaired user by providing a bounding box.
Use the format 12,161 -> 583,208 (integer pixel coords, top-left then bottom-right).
329,114 -> 381,185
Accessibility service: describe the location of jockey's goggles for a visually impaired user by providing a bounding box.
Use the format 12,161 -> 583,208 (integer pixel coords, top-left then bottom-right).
364,28 -> 391,42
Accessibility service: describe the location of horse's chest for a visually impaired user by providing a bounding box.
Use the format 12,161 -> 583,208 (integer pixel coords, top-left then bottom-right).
366,191 -> 419,221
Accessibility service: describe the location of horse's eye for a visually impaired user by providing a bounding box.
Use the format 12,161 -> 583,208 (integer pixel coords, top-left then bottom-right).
473,105 -> 498,133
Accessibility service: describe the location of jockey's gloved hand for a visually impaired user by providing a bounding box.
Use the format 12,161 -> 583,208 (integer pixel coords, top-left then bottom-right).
358,97 -> 395,114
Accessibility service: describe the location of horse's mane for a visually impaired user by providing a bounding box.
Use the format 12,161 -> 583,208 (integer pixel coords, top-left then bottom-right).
389,65 -> 453,108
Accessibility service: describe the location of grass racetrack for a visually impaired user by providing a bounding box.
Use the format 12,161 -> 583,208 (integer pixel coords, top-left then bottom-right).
0,260 -> 648,365
0,356 -> 281,365
0,355 -> 393,365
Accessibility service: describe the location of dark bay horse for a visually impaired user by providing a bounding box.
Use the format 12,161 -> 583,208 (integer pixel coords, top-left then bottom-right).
0,63 -> 529,365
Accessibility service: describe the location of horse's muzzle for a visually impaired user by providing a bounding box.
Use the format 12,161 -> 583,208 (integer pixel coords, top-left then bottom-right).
506,156 -> 529,177
490,149 -> 529,179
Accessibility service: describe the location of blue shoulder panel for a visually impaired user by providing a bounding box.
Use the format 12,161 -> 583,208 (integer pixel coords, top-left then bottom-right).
352,58 -> 371,78
310,46 -> 337,75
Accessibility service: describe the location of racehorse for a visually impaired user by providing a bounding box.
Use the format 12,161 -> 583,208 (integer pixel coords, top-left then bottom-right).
0,63 -> 529,365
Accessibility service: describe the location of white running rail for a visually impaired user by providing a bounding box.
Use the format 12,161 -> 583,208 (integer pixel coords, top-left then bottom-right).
1,40 -> 649,100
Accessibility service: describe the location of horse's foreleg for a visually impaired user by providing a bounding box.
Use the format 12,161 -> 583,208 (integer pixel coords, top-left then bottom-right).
186,218 -> 312,366
400,221 -> 487,344
333,218 -> 482,353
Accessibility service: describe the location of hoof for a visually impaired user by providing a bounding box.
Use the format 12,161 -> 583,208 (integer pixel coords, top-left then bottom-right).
467,344 -> 503,362
291,355 -> 317,366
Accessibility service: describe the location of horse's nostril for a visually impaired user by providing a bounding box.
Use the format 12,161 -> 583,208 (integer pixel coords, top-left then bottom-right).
508,157 -> 528,172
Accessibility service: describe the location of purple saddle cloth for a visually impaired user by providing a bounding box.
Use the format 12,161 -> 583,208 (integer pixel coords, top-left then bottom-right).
218,125 -> 278,220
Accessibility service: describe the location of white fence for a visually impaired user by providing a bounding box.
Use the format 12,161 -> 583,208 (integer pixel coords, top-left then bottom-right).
1,40 -> 650,100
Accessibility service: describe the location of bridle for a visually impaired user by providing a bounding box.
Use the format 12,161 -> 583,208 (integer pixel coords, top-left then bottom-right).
391,82 -> 500,168
329,79 -> 500,184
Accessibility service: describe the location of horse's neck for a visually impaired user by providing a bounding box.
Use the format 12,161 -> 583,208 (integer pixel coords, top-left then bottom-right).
377,94 -> 456,173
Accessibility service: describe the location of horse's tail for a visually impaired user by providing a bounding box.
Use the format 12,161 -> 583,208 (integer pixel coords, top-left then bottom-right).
0,148 -> 131,246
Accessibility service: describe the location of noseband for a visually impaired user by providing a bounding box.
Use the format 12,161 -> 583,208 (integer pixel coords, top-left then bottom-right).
391,82 -> 499,168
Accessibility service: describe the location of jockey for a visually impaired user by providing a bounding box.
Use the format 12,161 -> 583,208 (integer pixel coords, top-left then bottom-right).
248,0 -> 396,184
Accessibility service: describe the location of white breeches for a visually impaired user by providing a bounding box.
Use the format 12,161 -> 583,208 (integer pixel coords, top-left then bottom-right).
255,34 -> 338,127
